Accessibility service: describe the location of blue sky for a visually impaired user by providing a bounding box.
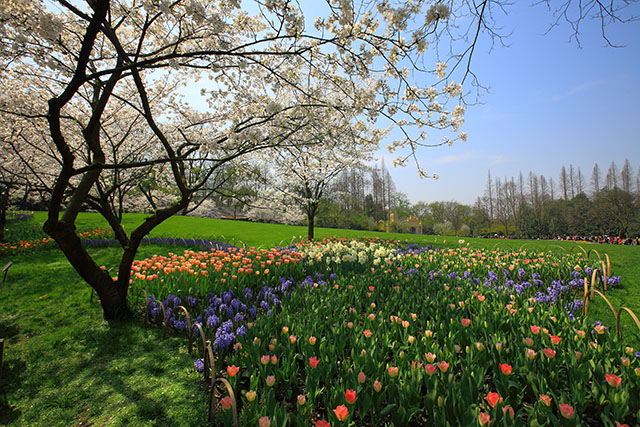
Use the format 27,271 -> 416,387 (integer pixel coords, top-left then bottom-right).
384,2 -> 640,205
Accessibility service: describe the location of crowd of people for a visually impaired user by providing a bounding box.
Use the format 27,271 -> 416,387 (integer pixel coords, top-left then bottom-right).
476,233 -> 639,245
554,235 -> 639,246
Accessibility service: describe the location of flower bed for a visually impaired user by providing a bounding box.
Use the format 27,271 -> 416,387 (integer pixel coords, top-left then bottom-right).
135,238 -> 639,426
0,227 -> 114,257
129,246 -> 305,298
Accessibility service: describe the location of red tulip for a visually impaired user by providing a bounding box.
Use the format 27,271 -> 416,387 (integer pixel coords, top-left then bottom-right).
220,396 -> 232,410
333,404 -> 349,421
226,365 -> 239,377
499,363 -> 512,376
345,389 -> 357,404
485,391 -> 502,408
502,405 -> 515,419
478,412 -> 491,426
559,403 -> 574,419
539,394 -> 552,406
605,373 -> 622,387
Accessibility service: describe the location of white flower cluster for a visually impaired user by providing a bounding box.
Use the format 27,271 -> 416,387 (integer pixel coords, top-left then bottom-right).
302,240 -> 400,267
443,81 -> 462,98
245,188 -> 305,225
377,0 -> 422,32
37,10 -> 63,42
435,62 -> 447,79
425,3 -> 451,25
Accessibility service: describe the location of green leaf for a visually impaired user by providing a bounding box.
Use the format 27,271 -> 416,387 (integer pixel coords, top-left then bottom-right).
381,404 -> 397,416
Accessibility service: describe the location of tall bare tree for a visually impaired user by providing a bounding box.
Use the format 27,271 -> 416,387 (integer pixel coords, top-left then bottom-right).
560,166 -> 569,200
606,161 -> 619,190
592,163 -> 602,194
621,159 -> 633,193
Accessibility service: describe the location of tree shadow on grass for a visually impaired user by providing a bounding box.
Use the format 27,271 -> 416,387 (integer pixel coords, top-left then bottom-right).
60,320 -> 204,425
0,357 -> 26,424
90,324 -> 172,423
0,320 -> 23,423
0,249 -> 207,425
0,323 -> 19,342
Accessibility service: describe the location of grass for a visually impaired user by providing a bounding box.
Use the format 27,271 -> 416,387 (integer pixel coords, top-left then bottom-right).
0,246 -> 208,426
31,211 -> 445,248
1,213 -> 639,425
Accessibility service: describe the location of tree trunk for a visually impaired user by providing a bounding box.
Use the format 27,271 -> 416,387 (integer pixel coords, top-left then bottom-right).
44,219 -> 132,320
20,184 -> 30,210
0,187 -> 9,242
306,203 -> 318,240
307,213 -> 314,240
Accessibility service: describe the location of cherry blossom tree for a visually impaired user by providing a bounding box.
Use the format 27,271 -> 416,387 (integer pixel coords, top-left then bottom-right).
245,187 -> 306,225
0,78 -> 59,239
0,0 -> 634,319
259,106 -> 383,239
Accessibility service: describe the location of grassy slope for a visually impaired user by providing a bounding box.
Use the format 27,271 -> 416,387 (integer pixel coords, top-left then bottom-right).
1,213 -> 638,425
32,211 -> 439,248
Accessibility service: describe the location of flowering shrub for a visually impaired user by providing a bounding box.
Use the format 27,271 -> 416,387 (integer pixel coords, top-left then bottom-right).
138,239 -> 637,425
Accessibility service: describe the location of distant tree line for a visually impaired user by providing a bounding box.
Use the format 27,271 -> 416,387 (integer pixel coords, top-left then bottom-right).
314,160 -> 479,236
476,160 -> 640,238
315,160 -> 404,231
314,159 -> 640,240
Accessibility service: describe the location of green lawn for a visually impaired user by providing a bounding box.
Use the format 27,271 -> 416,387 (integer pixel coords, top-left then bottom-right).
32,211 -> 447,248
0,245 -> 209,426
1,213 -> 638,425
